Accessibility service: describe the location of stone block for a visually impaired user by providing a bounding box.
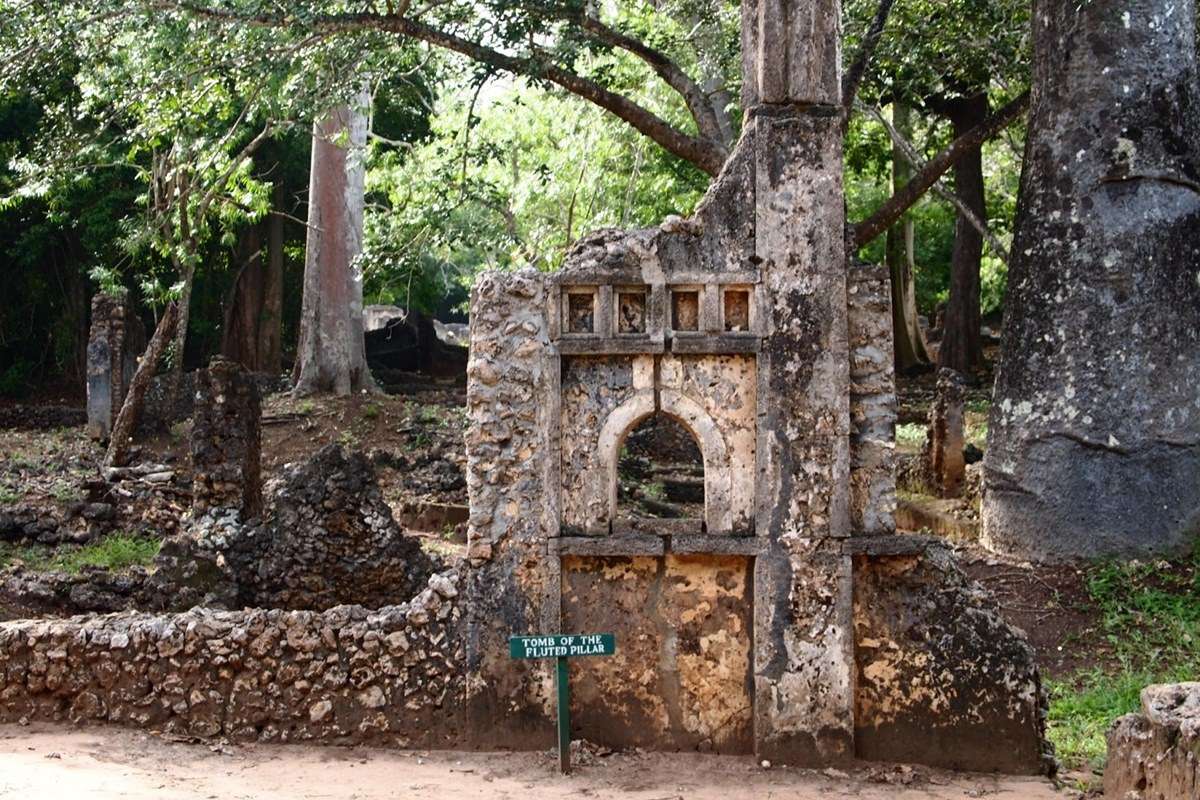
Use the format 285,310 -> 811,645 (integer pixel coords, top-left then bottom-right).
1105,682 -> 1200,799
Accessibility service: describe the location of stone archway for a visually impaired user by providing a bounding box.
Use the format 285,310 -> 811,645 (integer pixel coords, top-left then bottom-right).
596,390 -> 734,534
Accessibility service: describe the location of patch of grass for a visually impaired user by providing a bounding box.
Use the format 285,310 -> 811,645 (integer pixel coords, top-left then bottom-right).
642,481 -> 666,501
54,533 -> 161,574
337,429 -> 360,449
0,483 -> 20,504
296,399 -> 316,416
0,534 -> 161,575
1047,543 -> 1200,770
965,398 -> 991,415
361,402 -> 382,421
895,422 -> 926,450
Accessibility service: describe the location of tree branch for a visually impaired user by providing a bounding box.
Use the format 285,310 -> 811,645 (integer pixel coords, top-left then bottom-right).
849,91 -> 1029,250
576,14 -> 729,153
840,0 -> 897,134
155,2 -> 727,174
863,102 -> 1010,262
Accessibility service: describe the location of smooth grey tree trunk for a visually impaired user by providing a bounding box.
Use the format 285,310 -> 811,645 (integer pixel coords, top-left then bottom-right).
983,0 -> 1200,560
293,89 -> 377,396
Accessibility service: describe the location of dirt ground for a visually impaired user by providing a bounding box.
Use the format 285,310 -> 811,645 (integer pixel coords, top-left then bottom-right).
0,724 -> 1069,800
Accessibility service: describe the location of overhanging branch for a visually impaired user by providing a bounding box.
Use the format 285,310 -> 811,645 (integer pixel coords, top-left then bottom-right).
155,2 -> 728,175
849,91 -> 1029,250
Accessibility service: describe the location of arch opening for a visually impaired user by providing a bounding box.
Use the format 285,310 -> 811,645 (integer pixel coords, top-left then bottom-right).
616,412 -> 705,521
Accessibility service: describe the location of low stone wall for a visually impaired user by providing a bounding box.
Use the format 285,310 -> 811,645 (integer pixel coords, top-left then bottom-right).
0,569 -> 465,746
1105,682 -> 1200,799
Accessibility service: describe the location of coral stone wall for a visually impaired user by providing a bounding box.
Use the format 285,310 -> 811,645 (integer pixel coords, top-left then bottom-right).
1105,682 -> 1200,798
190,358 -> 262,518
562,554 -> 754,754
85,293 -> 145,441
852,546 -> 1049,773
0,570 -> 465,745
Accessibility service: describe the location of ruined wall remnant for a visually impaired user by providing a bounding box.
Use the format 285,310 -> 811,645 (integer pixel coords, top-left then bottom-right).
86,293 -> 145,441
1105,682 -> 1200,799
156,443 -> 435,612
0,570 -> 465,745
462,0 -> 1044,772
463,268 -> 560,746
851,541 -> 1050,773
190,357 -> 262,518
923,368 -> 967,498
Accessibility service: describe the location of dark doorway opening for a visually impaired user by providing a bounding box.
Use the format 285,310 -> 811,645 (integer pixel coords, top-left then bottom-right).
616,412 -> 704,521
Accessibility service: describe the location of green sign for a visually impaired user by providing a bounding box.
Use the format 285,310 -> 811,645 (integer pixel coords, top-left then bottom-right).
509,632 -> 616,774
509,633 -> 616,660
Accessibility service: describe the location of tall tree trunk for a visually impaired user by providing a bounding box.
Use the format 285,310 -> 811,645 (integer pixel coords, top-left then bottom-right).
293,89 -> 377,396
938,92 -> 989,374
220,223 -> 266,370
886,102 -> 932,372
257,180 -> 285,374
983,0 -> 1200,560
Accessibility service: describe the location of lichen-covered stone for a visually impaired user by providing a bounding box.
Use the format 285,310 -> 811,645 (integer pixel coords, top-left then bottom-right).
1105,682 -> 1200,799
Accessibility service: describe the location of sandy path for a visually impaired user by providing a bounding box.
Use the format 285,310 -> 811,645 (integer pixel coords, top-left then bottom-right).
0,724 -> 1069,799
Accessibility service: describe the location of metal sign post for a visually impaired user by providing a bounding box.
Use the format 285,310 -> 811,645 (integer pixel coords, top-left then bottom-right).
508,633 -> 617,774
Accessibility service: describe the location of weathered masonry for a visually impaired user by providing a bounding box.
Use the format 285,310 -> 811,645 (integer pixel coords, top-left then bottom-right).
464,0 -> 1048,772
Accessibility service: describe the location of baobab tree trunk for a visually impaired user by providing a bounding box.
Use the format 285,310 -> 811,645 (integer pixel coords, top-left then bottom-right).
886,102 -> 932,373
293,90 -> 377,396
983,0 -> 1200,560
938,92 -> 989,375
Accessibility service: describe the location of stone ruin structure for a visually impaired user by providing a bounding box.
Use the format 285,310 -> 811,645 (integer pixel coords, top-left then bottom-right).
0,0 -> 1051,777
85,293 -> 145,441
1105,682 -> 1200,798
460,0 -> 1049,772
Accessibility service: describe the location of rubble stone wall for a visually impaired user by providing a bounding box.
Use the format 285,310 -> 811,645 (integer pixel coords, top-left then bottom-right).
191,358 -> 262,518
155,444 -> 435,612
0,570 -> 465,746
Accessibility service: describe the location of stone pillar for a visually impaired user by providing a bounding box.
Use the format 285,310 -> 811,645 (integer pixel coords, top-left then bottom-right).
848,262 -> 897,534
190,358 -> 262,519
86,293 -> 145,441
925,368 -> 967,498
748,0 -> 855,764
463,268 -> 559,746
